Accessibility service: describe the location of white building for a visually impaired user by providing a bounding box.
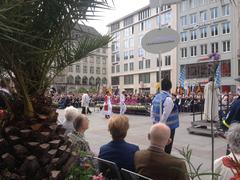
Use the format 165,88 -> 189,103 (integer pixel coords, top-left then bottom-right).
107,5 -> 178,95
53,24 -> 108,93
177,0 -> 240,93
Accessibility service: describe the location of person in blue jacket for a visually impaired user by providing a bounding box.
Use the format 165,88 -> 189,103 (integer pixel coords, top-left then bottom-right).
151,78 -> 179,154
98,115 -> 139,172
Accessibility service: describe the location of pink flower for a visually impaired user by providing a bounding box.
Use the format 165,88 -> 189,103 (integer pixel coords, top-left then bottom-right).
92,173 -> 105,180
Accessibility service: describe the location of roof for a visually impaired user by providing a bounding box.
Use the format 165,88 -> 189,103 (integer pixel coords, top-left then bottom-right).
73,23 -> 101,37
107,5 -> 150,26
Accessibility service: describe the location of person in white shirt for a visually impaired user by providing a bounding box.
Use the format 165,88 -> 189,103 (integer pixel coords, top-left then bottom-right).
214,123 -> 240,180
120,91 -> 127,115
81,91 -> 91,114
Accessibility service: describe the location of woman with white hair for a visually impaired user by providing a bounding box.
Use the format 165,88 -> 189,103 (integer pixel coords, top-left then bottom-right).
62,106 -> 79,135
214,123 -> 240,180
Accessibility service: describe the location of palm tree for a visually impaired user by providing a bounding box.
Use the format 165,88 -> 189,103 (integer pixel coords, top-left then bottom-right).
0,0 -> 112,118
0,0 -> 112,178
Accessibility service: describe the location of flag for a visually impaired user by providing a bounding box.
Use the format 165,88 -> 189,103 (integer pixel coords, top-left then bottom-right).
179,66 -> 186,88
215,65 -> 221,87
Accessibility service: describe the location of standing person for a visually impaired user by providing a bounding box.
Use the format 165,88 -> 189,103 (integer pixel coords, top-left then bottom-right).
103,90 -> 112,119
81,90 -> 92,114
120,91 -> 127,115
203,77 -> 220,122
151,78 -> 179,154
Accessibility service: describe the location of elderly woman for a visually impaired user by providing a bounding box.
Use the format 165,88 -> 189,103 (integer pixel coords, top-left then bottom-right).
68,114 -> 92,155
62,106 -> 79,135
214,124 -> 240,180
98,115 -> 139,171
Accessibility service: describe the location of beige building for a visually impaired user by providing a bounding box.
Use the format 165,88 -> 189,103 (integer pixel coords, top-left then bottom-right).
53,24 -> 108,93
177,0 -> 240,93
107,5 -> 178,95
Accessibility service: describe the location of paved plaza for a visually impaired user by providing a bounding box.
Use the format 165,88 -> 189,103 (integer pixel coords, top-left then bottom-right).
57,108 -> 227,179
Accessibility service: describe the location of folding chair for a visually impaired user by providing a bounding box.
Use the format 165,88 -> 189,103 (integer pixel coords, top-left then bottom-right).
121,168 -> 153,180
92,157 -> 122,180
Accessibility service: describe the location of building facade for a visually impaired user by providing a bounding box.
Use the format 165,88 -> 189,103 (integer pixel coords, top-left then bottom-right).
177,0 -> 240,93
108,5 -> 178,95
53,24 -> 108,93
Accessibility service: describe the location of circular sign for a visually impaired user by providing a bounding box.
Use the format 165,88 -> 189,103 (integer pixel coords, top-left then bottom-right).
141,28 -> 179,54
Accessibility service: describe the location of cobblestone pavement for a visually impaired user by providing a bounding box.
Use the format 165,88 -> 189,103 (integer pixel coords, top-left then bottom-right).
57,108 -> 226,179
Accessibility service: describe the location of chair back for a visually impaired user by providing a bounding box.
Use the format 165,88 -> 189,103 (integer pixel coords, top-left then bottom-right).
93,157 -> 122,180
121,168 -> 153,180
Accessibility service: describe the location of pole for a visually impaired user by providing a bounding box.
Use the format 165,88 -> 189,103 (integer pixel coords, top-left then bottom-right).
159,53 -> 162,120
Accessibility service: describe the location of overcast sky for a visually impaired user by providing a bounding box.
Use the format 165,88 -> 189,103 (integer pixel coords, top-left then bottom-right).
85,0 -> 149,34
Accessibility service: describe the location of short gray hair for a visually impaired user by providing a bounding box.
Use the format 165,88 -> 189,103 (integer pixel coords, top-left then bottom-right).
64,106 -> 79,122
227,123 -> 240,154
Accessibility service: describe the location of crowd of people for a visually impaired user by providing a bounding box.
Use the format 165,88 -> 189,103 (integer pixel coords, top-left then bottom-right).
58,77 -> 240,180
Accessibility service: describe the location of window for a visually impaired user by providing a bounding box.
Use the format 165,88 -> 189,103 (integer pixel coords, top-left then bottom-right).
200,27 -> 207,38
222,22 -> 230,34
124,75 -> 134,85
90,66 -> 94,74
90,56 -> 94,63
124,63 -> 128,72
181,32 -> 188,42
76,65 -> 80,73
145,59 -> 150,68
124,16 -> 134,27
116,65 -> 120,73
181,0 -> 188,12
96,67 -> 100,74
190,46 -> 197,56
102,48 -> 106,54
186,63 -> 212,79
129,50 -> 134,59
124,51 -> 129,60
222,4 -> 230,16
190,30 -> 197,40
223,40 -> 231,52
68,65 -> 73,72
200,10 -> 207,22
200,44 -> 208,55
211,25 -> 218,36
111,22 -> 120,32
211,7 -> 218,19
138,8 -> 150,21
112,53 -> 120,62
138,35 -> 143,46
190,0 -> 198,8
130,62 -> 134,71
161,12 -> 171,25
181,48 -> 187,58
211,42 -> 219,53
129,38 -> 134,48
181,16 -> 188,26
96,57 -> 101,64
102,68 -> 106,75
111,77 -> 119,85
111,66 -> 115,73
102,57 -> 106,64
145,20 -> 151,30
238,60 -> 240,76
190,13 -> 197,24
165,56 -> 171,66
161,5 -> 171,12
221,60 -> 231,77
112,41 -> 119,52
139,61 -> 143,69
83,66 -> 87,73
139,73 -> 150,83
124,40 -> 129,49
138,48 -> 144,57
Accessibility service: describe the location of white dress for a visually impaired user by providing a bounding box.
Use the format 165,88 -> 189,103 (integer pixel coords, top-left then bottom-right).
203,81 -> 220,121
103,95 -> 112,116
120,94 -> 126,115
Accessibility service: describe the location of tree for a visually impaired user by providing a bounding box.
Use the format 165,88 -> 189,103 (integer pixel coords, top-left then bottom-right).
0,0 -> 112,118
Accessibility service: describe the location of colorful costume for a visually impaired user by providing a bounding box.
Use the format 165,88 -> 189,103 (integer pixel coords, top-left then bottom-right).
104,95 -> 112,117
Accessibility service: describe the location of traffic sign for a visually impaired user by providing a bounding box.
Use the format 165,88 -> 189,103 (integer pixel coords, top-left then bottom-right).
141,28 -> 179,54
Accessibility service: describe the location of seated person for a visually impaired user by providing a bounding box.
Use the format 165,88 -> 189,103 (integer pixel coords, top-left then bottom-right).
214,124 -> 240,180
68,114 -> 92,155
62,106 -> 79,135
99,115 -> 139,171
134,123 -> 188,180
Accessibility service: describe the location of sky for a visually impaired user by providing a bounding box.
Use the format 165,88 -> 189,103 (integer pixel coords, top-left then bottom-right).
85,0 -> 149,34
